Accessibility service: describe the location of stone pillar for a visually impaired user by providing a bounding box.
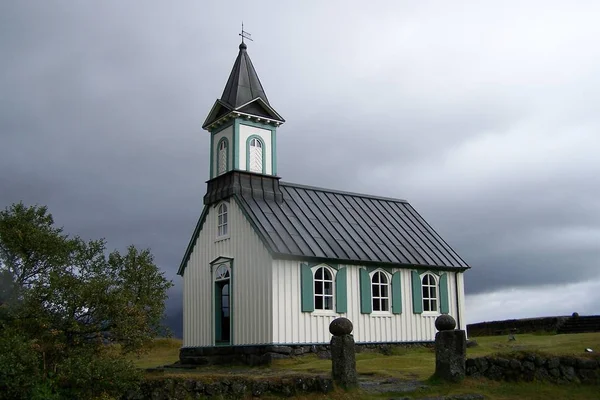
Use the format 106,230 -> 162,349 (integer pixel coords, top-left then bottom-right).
329,317 -> 358,389
434,314 -> 466,382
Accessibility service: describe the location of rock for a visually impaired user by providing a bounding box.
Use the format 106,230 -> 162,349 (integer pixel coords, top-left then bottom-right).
329,317 -> 353,336
547,357 -> 560,369
435,314 -> 457,331
559,365 -> 577,382
560,356 -> 576,366
577,358 -> 597,369
486,365 -> 504,381
509,359 -> 521,370
266,345 -> 293,355
466,339 -> 478,348
251,381 -> 268,397
522,361 -> 535,371
474,357 -> 489,373
495,358 -> 509,368
548,368 -> 560,378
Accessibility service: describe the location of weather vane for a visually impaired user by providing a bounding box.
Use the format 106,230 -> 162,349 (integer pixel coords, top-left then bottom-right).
239,22 -> 253,43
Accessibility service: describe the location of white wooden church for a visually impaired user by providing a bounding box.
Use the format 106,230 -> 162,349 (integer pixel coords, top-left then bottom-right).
178,40 -> 469,360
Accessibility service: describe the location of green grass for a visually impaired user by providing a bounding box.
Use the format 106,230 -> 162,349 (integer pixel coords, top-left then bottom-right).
133,333 -> 600,399
127,338 -> 181,369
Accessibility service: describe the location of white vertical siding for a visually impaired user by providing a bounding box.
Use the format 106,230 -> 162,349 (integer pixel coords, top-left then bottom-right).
182,199 -> 273,347
272,261 -> 465,344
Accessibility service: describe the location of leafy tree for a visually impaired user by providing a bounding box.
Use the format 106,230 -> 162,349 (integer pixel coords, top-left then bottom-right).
0,203 -> 173,399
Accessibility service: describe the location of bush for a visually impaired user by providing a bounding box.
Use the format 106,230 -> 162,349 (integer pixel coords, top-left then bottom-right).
56,351 -> 142,399
0,329 -> 42,400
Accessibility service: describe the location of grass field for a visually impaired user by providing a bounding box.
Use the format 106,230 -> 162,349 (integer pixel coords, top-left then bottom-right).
130,332 -> 600,399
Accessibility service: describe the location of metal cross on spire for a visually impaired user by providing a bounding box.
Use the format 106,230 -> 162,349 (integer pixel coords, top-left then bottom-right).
239,22 -> 253,43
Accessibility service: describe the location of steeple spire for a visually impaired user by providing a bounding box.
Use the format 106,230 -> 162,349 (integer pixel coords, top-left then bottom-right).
220,41 -> 270,108
202,39 -> 284,130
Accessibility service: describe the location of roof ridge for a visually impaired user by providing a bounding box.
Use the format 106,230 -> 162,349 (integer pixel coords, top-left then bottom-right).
279,181 -> 408,203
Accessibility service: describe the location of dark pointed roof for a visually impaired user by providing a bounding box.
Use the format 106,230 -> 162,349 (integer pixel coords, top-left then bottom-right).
221,42 -> 270,108
202,42 -> 284,130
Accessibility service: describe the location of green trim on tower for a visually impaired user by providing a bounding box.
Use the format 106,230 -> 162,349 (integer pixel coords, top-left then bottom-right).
272,130 -> 277,175
439,272 -> 449,314
359,268 -> 372,314
411,270 -> 423,314
237,119 -> 276,130
335,267 -> 347,313
209,131 -> 215,178
301,263 -> 314,312
245,134 -> 267,174
233,119 -> 240,170
392,271 -> 402,314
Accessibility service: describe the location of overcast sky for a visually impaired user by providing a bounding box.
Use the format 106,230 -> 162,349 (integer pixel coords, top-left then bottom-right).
2,1 -> 599,334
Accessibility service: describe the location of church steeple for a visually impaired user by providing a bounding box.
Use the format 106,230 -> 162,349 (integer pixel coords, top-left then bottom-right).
203,40 -> 284,181
219,42 -> 271,110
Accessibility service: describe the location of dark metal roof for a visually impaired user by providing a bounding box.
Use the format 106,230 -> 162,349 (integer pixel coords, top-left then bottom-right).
221,42 -> 270,108
178,176 -> 469,275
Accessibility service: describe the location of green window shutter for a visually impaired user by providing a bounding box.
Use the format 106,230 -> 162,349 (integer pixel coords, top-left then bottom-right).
335,267 -> 347,313
411,270 -> 423,314
439,272 -> 450,314
392,271 -> 402,314
300,263 -> 314,312
359,268 -> 372,314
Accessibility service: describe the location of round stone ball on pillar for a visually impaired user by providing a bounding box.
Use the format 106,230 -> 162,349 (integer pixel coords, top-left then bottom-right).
329,317 -> 353,336
435,314 -> 457,331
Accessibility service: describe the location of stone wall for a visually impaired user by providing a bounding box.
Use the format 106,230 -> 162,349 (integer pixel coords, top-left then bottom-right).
466,353 -> 600,384
467,317 -> 568,337
122,375 -> 333,399
179,342 -> 433,366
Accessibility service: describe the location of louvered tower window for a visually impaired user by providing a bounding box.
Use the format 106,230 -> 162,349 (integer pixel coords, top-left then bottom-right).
217,139 -> 228,175
248,138 -> 263,173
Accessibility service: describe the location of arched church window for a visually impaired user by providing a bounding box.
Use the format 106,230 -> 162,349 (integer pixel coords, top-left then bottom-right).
248,137 -> 263,173
314,266 -> 334,310
217,203 -> 228,238
422,273 -> 438,312
217,138 -> 228,175
371,270 -> 390,312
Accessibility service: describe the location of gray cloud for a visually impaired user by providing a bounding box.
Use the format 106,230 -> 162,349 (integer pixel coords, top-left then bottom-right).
2,1 -> 599,332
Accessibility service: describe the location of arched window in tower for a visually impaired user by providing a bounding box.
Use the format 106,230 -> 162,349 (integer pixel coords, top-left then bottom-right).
248,137 -> 263,173
217,138 -> 228,175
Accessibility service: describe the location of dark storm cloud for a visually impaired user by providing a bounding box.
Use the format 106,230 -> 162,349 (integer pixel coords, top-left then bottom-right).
2,1 -> 600,330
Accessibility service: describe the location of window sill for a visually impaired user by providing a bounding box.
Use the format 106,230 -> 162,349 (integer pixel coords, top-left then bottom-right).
215,235 -> 230,243
311,310 -> 337,317
422,312 -> 440,318
371,312 -> 393,318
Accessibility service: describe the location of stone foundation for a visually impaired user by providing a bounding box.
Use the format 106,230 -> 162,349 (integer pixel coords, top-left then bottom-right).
179,341 -> 433,366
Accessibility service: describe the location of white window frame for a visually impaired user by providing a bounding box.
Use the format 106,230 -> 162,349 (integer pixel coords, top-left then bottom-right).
216,202 -> 229,240
421,272 -> 439,315
370,269 -> 392,315
311,265 -> 336,315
